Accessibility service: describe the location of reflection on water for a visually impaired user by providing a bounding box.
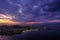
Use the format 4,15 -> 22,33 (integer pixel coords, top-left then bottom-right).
0,35 -> 12,40
0,30 -> 60,40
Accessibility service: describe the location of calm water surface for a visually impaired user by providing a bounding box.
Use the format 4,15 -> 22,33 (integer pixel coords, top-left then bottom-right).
0,30 -> 60,40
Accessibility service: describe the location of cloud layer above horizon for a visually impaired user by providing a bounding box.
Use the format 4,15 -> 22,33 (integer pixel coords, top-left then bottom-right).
0,0 -> 60,22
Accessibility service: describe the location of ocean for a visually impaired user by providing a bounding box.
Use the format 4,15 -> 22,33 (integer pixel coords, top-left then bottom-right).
0,29 -> 60,40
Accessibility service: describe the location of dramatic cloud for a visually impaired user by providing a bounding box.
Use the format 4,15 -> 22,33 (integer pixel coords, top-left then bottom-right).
0,14 -> 19,25
0,0 -> 60,24
0,14 -> 15,19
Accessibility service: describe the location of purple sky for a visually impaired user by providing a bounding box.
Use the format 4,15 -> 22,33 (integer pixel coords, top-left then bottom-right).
0,0 -> 60,23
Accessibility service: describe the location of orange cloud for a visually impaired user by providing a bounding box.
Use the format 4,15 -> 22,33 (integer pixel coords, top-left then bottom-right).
0,14 -> 19,25
25,20 -> 60,25
26,22 -> 43,24
0,14 -> 15,19
0,13 -> 60,25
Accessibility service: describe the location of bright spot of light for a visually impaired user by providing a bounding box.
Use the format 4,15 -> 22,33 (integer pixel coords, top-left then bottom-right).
0,14 -> 19,25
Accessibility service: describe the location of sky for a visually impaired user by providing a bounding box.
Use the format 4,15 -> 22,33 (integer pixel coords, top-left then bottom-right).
0,0 -> 60,25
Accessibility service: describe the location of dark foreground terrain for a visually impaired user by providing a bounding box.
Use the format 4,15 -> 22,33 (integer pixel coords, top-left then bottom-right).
0,23 -> 60,40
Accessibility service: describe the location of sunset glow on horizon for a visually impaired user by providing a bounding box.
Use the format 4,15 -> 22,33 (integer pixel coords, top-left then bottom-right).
0,13 -> 60,25
0,0 -> 60,25
0,14 -> 20,25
